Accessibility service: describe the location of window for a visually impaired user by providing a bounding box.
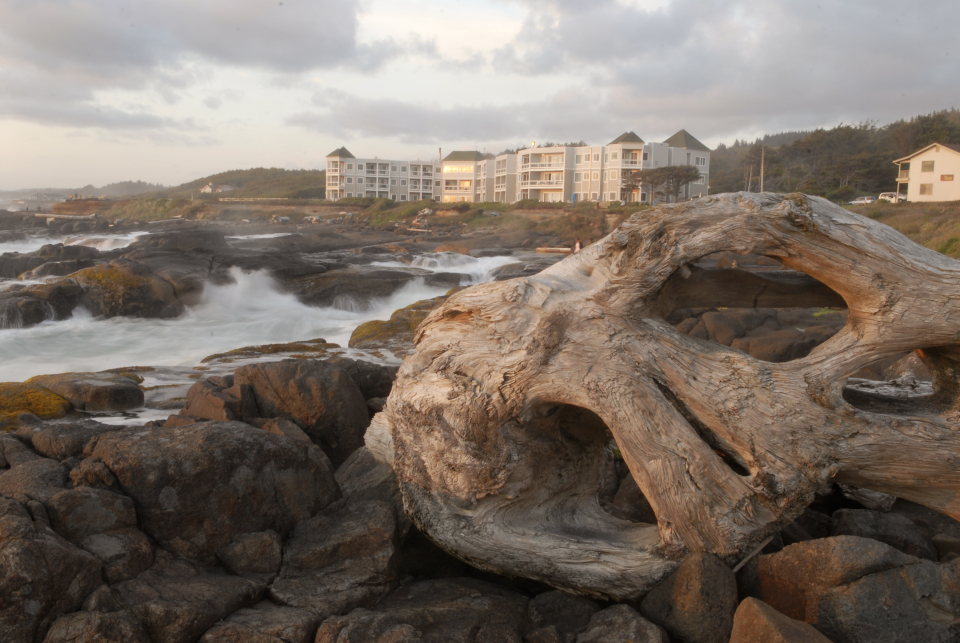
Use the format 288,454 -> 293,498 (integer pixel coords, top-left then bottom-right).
697,175 -> 705,184
391,179 -> 397,186
435,180 -> 440,186
593,154 -> 600,161
357,178 -> 364,185
612,152 -> 618,160
610,192 -> 617,200
610,171 -> 617,180
401,166 -> 407,172
347,164 -> 353,170
687,152 -> 692,164
347,193 -> 353,197
591,192 -> 598,200
401,179 -> 407,186
642,152 -> 649,161
641,193 -> 648,202
922,161 -> 935,172
401,195 -> 407,201
574,173 -> 581,182
942,175 -> 955,181
346,177 -> 353,184
592,171 -> 599,180
920,184 -> 934,195
357,163 -> 364,170
603,172 -> 607,181
391,166 -> 397,171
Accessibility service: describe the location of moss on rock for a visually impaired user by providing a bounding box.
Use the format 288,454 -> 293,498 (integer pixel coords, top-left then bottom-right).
349,295 -> 449,356
0,382 -> 71,425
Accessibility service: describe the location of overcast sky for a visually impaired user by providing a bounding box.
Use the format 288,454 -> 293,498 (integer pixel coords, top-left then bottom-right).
2,0 -> 957,188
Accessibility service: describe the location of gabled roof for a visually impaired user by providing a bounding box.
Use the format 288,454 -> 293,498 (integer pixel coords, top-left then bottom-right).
326,147 -> 355,159
893,142 -> 960,164
443,151 -> 485,162
663,129 -> 710,152
608,131 -> 644,145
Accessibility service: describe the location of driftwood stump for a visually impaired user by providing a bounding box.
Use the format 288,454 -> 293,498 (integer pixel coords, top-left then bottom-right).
382,192 -> 960,599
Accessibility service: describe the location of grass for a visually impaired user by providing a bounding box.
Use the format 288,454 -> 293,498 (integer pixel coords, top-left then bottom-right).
846,200 -> 960,258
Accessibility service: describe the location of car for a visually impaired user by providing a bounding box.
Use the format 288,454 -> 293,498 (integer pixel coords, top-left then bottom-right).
878,192 -> 906,203
848,196 -> 877,205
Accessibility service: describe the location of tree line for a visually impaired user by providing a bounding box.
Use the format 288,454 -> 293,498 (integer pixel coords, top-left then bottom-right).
709,109 -> 960,200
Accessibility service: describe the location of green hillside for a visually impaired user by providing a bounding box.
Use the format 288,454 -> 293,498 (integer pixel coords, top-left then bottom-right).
144,167 -> 327,200
711,109 -> 960,201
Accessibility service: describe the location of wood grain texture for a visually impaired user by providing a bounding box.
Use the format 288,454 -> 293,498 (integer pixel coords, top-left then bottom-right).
384,192 -> 960,600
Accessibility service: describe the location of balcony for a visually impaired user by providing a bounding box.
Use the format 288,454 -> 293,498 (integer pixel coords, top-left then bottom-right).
897,171 -> 910,182
521,162 -> 564,170
519,180 -> 563,188
621,159 -> 644,166
444,187 -> 474,192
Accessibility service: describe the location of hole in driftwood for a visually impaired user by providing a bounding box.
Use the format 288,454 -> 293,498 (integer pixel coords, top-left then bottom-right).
653,379 -> 751,477
843,350 -> 941,415
655,250 -> 849,363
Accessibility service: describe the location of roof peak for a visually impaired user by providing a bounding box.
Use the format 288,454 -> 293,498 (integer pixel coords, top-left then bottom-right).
326,146 -> 355,159
608,131 -> 644,145
442,150 -> 485,162
663,129 -> 710,152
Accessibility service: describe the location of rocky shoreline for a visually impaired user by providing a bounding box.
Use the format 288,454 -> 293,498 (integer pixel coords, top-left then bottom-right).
1,206 -> 957,642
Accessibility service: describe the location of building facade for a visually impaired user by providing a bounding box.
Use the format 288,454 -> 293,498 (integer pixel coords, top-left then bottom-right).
324,129 -> 710,204
894,143 -> 960,202
325,147 -> 441,202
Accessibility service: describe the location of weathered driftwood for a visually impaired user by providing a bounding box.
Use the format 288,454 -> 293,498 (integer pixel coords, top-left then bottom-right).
382,192 -> 960,600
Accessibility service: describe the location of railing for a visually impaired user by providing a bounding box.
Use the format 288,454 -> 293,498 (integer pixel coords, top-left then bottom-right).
444,187 -> 474,192
621,159 -> 643,166
898,171 -> 910,181
521,162 -> 564,169
519,180 -> 563,187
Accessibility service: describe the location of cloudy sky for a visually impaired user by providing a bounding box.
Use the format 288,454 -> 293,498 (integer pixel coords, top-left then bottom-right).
1,0 -> 956,188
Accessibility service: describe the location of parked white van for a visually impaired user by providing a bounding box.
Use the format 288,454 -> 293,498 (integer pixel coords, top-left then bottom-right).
878,192 -> 906,203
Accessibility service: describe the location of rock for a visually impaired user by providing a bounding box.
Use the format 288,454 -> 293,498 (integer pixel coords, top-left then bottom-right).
285,270 -> 415,309
216,530 -> 282,582
837,485 -> 896,512
525,590 -> 600,643
269,500 -> 399,618
932,533 -> 960,561
45,487 -> 138,540
831,509 -> 937,560
0,457 -> 70,504
793,508 -> 833,540
604,473 -> 658,524
0,252 -> 47,278
114,550 -> 263,643
889,499 -> 960,542
260,418 -> 312,444
71,259 -> 183,319
757,536 -> 919,624
27,373 -> 143,412
200,604 -> 320,643
729,598 -> 832,643
576,605 -> 669,643
87,421 -> 340,563
0,497 -> 102,643
1,432 -> 42,467
70,458 -> 120,490
0,294 -> 54,329
334,447 -> 408,536
0,382 -> 72,424
314,577 -> 528,643
17,419 -> 124,460
233,360 -> 369,467
348,295 -> 449,358
43,611 -> 152,643
179,377 -> 257,423
815,559 -> 960,643
640,552 -> 737,643
78,527 -> 155,584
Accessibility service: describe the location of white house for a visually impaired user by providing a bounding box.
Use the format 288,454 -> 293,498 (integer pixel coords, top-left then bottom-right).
894,143 -> 960,202
199,182 -> 235,193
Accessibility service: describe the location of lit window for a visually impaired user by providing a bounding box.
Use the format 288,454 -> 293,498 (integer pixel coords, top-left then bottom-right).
611,171 -> 617,180
922,161 -> 935,172
920,184 -> 934,195
612,152 -> 618,160
942,175 -> 955,181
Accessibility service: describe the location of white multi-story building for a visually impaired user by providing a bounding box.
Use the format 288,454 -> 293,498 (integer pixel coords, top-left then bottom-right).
324,129 -> 710,204
325,147 -> 441,202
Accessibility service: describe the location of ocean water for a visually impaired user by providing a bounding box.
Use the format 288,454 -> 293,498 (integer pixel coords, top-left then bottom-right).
0,250 -> 518,381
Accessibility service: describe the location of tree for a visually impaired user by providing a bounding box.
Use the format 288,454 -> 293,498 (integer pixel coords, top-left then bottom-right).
636,165 -> 702,202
